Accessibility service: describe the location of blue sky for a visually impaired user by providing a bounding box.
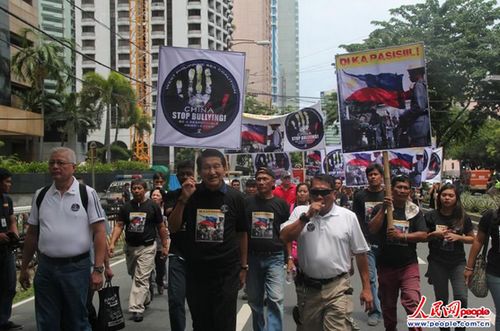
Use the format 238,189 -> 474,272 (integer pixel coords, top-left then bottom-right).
298,0 -> 425,106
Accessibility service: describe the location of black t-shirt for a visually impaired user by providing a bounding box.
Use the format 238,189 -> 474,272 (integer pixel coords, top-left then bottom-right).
478,209 -> 500,277
181,183 -> 248,268
336,192 -> 349,208
425,210 -> 473,265
119,199 -> 163,246
352,189 -> 384,243
0,194 -> 13,233
244,195 -> 289,253
372,204 -> 427,268
164,189 -> 187,257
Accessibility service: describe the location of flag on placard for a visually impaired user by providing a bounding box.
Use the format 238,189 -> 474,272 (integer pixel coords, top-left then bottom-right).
346,153 -> 372,167
390,152 -> 414,169
241,124 -> 267,144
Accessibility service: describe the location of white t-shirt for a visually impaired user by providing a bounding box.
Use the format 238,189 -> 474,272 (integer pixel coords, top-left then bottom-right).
281,204 -> 369,279
28,177 -> 106,258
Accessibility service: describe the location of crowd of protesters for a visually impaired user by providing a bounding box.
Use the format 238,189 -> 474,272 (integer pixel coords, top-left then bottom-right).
1,147 -> 499,331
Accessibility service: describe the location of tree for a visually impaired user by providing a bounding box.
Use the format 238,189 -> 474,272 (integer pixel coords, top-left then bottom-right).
244,95 -> 277,115
45,93 -> 100,150
11,29 -> 70,159
340,0 -> 500,147
322,91 -> 339,126
80,72 -> 137,163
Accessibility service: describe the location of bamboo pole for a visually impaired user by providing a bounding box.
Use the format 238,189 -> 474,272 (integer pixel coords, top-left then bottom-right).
383,151 -> 393,228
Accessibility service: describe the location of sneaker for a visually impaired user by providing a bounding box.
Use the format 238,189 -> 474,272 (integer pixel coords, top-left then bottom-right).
367,314 -> 380,326
158,285 -> 164,295
133,313 -> 144,322
0,321 -> 23,330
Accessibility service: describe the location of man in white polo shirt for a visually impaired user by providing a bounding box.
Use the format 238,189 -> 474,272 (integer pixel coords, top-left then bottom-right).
19,147 -> 107,331
280,174 -> 373,331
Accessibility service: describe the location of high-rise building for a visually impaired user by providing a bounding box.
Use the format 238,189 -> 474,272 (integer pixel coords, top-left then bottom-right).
0,0 -> 43,160
76,0 -> 234,162
278,0 -> 299,110
231,0 -> 272,106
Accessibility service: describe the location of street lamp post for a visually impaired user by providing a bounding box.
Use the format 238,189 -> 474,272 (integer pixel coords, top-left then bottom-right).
228,39 -> 271,50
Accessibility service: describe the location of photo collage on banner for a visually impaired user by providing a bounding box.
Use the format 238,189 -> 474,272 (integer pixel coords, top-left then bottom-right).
342,147 -> 442,187
252,153 -> 291,179
336,43 -> 432,153
154,46 -> 246,149
225,113 -> 285,154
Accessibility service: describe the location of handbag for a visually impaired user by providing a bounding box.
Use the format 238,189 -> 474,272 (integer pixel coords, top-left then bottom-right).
468,211 -> 496,298
97,280 -> 125,331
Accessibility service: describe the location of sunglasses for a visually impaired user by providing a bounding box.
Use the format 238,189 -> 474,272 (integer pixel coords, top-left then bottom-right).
310,189 -> 334,197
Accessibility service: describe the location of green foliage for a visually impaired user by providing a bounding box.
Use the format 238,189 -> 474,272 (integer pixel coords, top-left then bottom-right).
245,95 -> 277,115
447,119 -> 500,169
461,191 -> 500,214
340,0 -> 500,147
322,91 -> 339,126
114,160 -> 150,171
176,148 -> 196,163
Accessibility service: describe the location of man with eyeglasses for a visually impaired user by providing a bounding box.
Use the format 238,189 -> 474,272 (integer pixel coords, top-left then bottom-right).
245,167 -> 290,331
280,174 -> 373,331
168,149 -> 248,331
368,175 -> 427,331
163,160 -> 195,331
20,147 -> 107,331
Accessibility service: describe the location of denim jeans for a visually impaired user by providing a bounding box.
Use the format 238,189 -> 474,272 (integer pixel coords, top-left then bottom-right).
367,247 -> 382,318
246,252 -> 285,331
34,254 -> 92,331
429,260 -> 467,331
487,273 -> 500,331
168,255 -> 187,331
0,250 -> 16,326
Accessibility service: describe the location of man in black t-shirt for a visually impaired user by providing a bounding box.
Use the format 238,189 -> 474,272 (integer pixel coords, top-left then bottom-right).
164,160 -> 194,331
369,175 -> 427,331
351,163 -> 385,326
245,167 -> 290,331
168,149 -> 248,331
109,179 -> 168,323
0,168 -> 22,331
334,177 -> 350,208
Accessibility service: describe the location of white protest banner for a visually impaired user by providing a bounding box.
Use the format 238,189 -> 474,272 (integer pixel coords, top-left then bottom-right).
155,47 -> 245,148
321,145 -> 345,178
283,102 -> 325,152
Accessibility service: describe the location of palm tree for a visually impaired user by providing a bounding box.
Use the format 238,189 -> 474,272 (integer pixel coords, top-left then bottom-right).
80,72 -> 137,163
45,93 -> 100,150
11,28 -> 70,159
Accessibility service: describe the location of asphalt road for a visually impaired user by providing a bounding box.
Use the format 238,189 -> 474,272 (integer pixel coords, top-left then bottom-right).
11,244 -> 496,330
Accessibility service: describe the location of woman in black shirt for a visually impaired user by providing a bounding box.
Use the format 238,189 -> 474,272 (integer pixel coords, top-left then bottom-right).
465,206 -> 500,331
425,183 -> 474,331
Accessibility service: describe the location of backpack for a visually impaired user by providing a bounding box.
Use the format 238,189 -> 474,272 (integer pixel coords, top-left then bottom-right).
36,183 -> 89,214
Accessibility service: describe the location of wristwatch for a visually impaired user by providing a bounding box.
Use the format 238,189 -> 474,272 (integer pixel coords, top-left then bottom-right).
93,265 -> 105,273
299,213 -> 310,224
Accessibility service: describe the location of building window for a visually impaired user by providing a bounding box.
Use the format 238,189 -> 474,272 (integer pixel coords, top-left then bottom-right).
118,11 -> 129,18
82,25 -> 95,34
82,40 -> 95,49
22,0 -> 33,5
82,11 -> 94,19
152,39 -> 164,46
118,39 -> 129,47
118,53 -> 130,60
82,68 -> 95,75
82,0 -> 94,4
152,10 -> 164,17
118,25 -> 129,33
118,67 -> 130,75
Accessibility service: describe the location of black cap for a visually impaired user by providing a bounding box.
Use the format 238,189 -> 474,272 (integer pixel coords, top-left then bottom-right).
256,167 -> 276,179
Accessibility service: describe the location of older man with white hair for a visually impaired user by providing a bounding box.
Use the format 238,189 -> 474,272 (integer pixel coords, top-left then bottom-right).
20,147 -> 107,331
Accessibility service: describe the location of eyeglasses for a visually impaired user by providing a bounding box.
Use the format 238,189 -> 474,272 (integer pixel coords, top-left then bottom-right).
310,189 -> 334,197
48,160 -> 74,166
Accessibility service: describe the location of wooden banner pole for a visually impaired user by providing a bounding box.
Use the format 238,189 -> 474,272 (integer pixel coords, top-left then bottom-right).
383,151 -> 394,229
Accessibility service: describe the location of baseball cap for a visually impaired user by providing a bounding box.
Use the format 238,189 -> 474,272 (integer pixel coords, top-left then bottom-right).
281,171 -> 291,178
256,167 -> 276,179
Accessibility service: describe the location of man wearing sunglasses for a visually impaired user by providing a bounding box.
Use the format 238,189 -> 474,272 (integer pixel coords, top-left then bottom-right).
368,175 -> 427,331
280,174 -> 373,330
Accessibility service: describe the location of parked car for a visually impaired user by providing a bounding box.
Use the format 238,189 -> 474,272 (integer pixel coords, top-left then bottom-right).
101,175 -> 153,220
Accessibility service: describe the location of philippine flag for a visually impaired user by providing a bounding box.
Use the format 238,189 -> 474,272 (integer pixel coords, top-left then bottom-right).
390,152 -> 414,170
339,71 -> 405,109
345,153 -> 372,167
241,124 -> 267,144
